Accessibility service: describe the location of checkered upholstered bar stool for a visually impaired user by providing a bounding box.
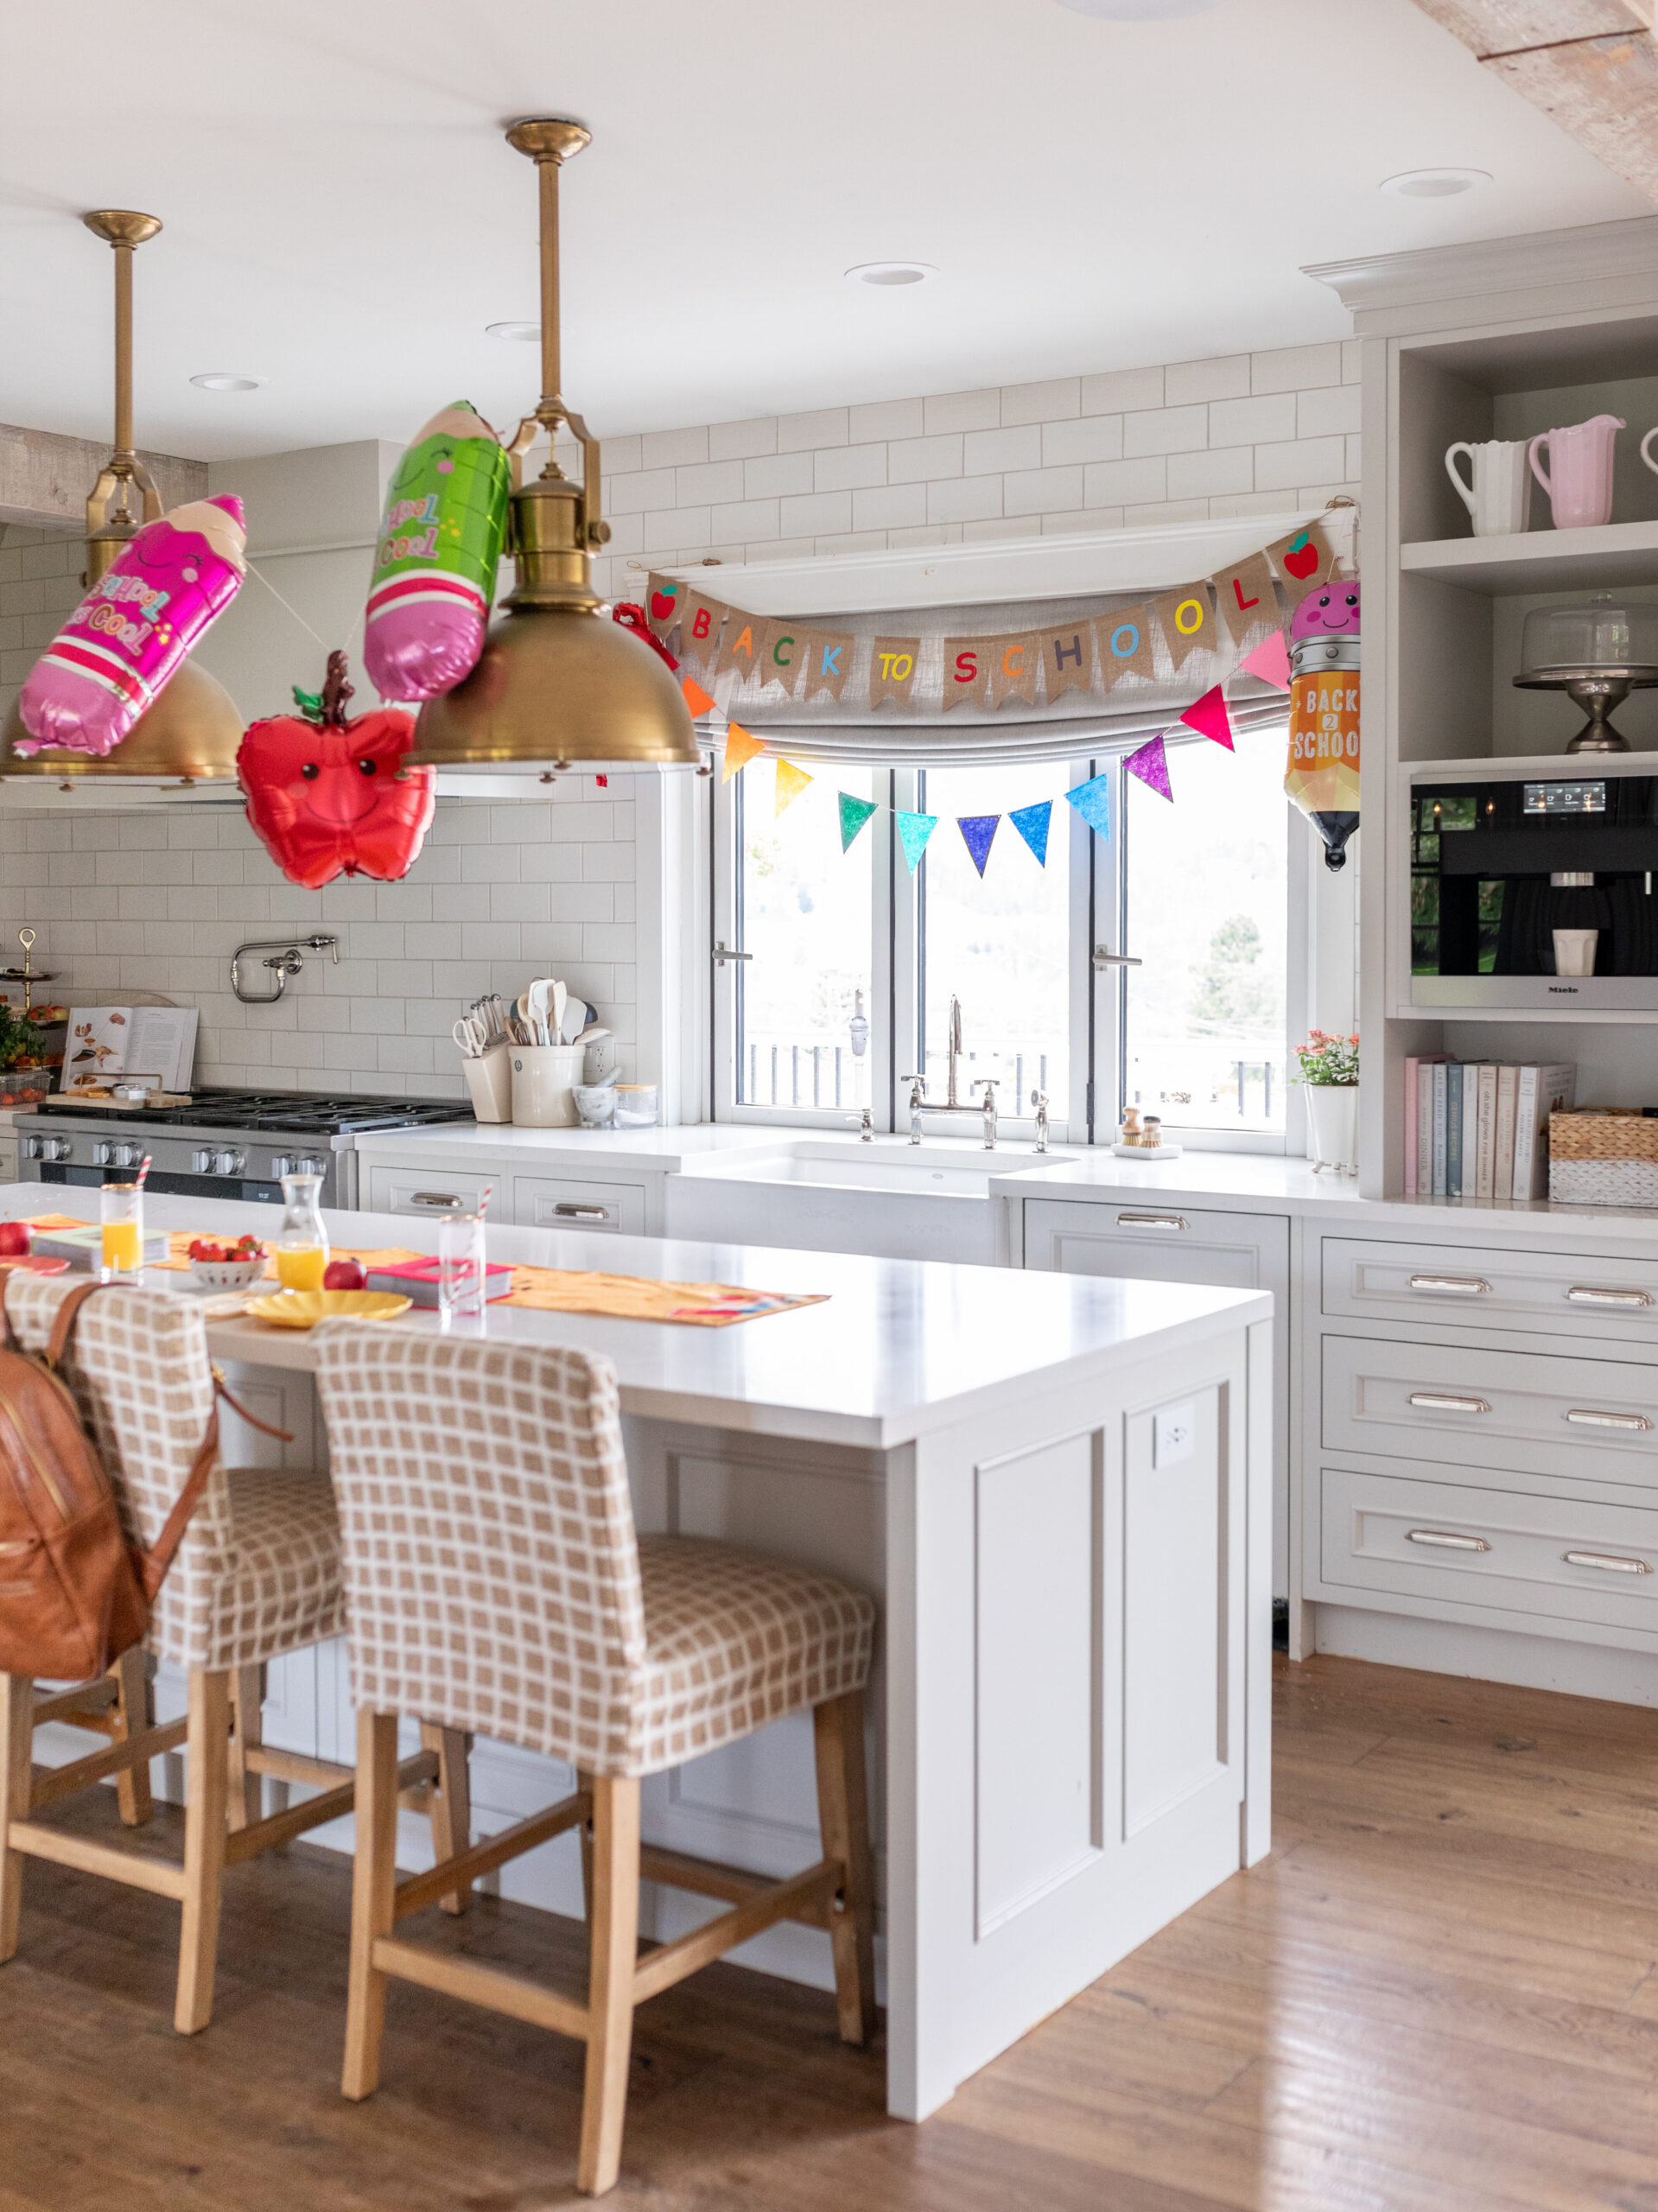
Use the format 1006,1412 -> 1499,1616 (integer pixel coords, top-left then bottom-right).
315,1326 -> 877,2199
0,1273 -> 468,2034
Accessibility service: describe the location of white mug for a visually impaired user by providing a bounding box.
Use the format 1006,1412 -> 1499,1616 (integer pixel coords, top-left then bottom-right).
1553,928 -> 1598,978
1641,426 -> 1658,482
1445,438 -> 1533,537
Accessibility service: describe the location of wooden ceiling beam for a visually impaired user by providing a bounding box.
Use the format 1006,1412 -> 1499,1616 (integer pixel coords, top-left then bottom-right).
0,423 -> 206,533
1409,2 -> 1658,202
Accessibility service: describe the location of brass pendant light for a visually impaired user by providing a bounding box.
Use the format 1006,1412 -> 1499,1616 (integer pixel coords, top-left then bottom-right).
0,210 -> 243,786
408,120 -> 700,773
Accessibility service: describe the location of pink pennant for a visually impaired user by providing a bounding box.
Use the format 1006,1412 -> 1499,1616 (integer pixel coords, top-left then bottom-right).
1179,683 -> 1233,750
1241,627 -> 1292,691
1124,732 -> 1172,800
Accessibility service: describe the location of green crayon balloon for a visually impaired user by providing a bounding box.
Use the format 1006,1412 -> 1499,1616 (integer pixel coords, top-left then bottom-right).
364,401 -> 511,701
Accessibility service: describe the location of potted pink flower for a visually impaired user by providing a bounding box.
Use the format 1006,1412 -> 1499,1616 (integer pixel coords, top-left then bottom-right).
1295,1030 -> 1358,1175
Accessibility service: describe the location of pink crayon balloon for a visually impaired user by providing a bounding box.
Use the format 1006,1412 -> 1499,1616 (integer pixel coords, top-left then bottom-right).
15,495 -> 247,758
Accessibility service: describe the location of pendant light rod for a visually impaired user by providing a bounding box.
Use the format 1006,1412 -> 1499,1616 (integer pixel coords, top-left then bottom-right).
82,210 -> 162,553
505,118 -> 591,456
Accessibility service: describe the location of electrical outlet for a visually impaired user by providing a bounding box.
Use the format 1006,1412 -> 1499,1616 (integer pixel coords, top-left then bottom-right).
1154,1402 -> 1196,1468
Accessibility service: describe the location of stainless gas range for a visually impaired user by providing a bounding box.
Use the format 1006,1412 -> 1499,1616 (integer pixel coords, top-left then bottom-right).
14,1089 -> 474,1209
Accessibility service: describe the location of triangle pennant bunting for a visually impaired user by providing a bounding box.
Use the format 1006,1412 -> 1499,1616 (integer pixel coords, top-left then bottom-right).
681,674 -> 716,718
1179,683 -> 1234,750
957,814 -> 1000,876
721,723 -> 766,783
1241,626 -> 1293,690
1124,733 -> 1173,800
839,792 -> 880,851
773,758 -> 813,816
1008,800 -> 1051,866
1064,772 -> 1112,839
895,810 -> 938,874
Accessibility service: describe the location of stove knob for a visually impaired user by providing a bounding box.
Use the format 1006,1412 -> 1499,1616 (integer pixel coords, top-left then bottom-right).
193,1149 -> 214,1173
270,1155 -> 292,1181
22,1136 -> 41,1161
42,1138 -> 72,1164
113,1141 -> 143,1172
299,1155 -> 328,1178
93,1141 -> 113,1166
213,1149 -> 245,1178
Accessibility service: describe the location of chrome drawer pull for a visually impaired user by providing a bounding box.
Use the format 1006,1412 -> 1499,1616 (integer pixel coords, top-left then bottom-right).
1564,1549 -> 1652,1575
1565,1408 -> 1653,1432
1407,1391 -> 1491,1414
552,1204 -> 610,1221
1117,1212 -> 1188,1230
1407,1528 -> 1490,1553
1567,1285 -> 1655,1307
410,1192 -> 462,1208
1408,1274 -> 1491,1295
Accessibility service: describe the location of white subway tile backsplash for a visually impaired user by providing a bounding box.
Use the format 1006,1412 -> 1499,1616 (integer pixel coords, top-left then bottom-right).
813,442 -> 888,493
1296,384 -> 1363,439
1164,354 -> 1250,405
853,482 -> 928,532
743,450 -> 815,499
1040,416 -> 1123,468
963,424 -> 1041,477
849,397 -> 924,442
1167,445 -> 1255,500
927,475 -> 1003,525
922,389 -> 1001,435
1254,435 -> 1346,493
1206,392 -> 1298,448
640,425 -> 708,471
778,408 -> 849,453
887,433 -> 963,485
779,489 -> 853,537
1251,342 -> 1343,395
1122,405 -> 1208,460
675,458 -> 747,506
1001,378 -> 1080,426
1002,464 -> 1083,518
708,416 -> 778,461
1080,366 -> 1164,416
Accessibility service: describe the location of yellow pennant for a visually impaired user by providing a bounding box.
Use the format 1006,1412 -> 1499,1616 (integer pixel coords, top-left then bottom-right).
721,722 -> 766,782
773,757 -> 813,816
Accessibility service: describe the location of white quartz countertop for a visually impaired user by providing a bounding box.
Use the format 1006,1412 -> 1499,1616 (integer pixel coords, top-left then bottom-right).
0,1185 -> 1269,1451
350,1122 -> 794,1172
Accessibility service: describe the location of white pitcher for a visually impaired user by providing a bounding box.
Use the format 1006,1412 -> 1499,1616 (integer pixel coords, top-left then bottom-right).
1445,438 -> 1533,537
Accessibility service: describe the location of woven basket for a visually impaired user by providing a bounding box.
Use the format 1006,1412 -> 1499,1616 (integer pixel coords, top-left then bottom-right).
1549,1110 -> 1658,1205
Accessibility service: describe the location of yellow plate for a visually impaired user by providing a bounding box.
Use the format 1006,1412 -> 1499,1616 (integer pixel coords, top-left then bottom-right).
245,1290 -> 413,1329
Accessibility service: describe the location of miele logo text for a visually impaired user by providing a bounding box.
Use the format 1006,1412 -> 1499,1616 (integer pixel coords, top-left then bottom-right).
1547,985 -> 1580,994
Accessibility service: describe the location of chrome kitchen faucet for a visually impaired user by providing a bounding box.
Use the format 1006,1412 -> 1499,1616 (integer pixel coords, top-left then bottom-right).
904,995 -> 999,1148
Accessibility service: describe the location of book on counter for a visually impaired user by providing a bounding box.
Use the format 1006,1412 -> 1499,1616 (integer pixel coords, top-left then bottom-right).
30,1224 -> 168,1269
1401,1058 -> 1576,1200
364,1258 -> 517,1306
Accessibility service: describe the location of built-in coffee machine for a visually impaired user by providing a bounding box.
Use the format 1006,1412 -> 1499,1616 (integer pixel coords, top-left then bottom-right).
1410,769 -> 1658,1010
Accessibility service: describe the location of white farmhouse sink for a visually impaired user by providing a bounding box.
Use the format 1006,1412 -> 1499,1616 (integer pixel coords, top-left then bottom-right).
664,1136 -> 1075,1263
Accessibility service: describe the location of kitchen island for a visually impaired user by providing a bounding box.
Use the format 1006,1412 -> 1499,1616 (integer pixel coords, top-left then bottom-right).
2,1185 -> 1274,2122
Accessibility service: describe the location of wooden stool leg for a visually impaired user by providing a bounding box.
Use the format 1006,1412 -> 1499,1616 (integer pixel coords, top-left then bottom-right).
111,1648 -> 154,1828
226,1664 -> 264,1833
577,1776 -> 640,2197
813,1690 -> 877,2046
420,1723 -> 473,1916
175,1668 -> 231,2034
0,1674 -> 33,1965
576,1769 -> 594,1922
342,1709 -> 400,2101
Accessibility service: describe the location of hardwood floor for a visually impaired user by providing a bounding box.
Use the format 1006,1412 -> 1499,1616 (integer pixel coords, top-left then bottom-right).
8,1655 -> 1658,2209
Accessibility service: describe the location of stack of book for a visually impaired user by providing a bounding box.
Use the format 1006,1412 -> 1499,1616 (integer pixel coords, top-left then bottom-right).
1404,1058 -> 1577,1201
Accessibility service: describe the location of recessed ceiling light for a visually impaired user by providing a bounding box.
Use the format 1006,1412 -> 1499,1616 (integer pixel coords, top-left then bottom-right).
845,262 -> 938,289
1052,0 -> 1222,17
1380,167 -> 1492,200
486,320 -> 541,340
189,372 -> 264,392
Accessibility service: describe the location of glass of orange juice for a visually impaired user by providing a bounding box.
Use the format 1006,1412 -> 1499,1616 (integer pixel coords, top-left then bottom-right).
100,1183 -> 144,1280
275,1172 -> 329,1291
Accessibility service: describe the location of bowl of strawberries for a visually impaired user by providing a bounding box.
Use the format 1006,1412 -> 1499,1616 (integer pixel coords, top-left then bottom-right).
186,1233 -> 268,1294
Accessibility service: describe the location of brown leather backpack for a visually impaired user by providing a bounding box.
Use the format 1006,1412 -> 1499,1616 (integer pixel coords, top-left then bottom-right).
0,1278 -> 270,1682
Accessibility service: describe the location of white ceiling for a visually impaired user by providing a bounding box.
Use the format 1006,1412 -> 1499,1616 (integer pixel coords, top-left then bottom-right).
2,0 -> 1647,463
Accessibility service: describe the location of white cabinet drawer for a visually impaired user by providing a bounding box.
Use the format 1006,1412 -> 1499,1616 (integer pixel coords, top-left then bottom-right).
514,1176 -> 645,1236
365,1164 -> 505,1219
1320,1463 -> 1658,1637
1024,1200 -> 1286,1292
0,1139 -> 17,1184
1323,1236 -> 1658,1349
1322,1332 -> 1658,1486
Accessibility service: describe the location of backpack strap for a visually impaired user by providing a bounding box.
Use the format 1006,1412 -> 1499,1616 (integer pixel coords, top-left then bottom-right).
140,1370 -> 295,1602
46,1278 -> 114,1368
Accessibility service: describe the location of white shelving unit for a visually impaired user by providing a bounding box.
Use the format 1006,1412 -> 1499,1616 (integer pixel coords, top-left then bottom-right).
1311,217 -> 1658,1195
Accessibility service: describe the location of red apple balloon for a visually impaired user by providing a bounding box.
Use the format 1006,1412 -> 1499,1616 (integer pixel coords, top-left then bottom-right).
238,651 -> 435,889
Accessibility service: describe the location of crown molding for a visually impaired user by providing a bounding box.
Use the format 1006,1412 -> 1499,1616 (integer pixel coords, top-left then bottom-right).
1305,216 -> 1658,330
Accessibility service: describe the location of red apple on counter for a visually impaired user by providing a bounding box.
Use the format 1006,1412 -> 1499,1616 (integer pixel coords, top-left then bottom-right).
323,1257 -> 366,1291
0,1222 -> 29,1256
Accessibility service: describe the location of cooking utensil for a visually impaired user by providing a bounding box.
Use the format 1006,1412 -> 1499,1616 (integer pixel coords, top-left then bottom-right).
528,977 -> 556,1047
453,1015 -> 489,1058
551,980 -> 568,1049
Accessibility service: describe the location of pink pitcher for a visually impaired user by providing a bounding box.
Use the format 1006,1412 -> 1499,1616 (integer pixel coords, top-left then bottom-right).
1529,414 -> 1623,531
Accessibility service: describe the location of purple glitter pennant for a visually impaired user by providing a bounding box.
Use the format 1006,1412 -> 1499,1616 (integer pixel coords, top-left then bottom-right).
1124,733 -> 1173,800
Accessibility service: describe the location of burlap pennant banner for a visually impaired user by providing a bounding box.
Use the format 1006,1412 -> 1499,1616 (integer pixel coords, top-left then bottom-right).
870,635 -> 923,709
1043,623 -> 1095,705
677,590 -> 727,670
1153,582 -> 1217,674
943,638 -> 992,710
641,511 -> 1351,717
802,629 -> 856,702
990,632 -> 1041,709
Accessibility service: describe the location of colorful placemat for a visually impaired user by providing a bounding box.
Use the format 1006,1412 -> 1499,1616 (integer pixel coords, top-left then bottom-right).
150,1236 -> 424,1280
21,1214 -> 93,1232
501,1266 -> 826,1327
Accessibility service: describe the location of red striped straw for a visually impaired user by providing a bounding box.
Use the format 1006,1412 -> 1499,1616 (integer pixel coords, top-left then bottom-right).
136,1155 -> 152,1188
477,1183 -> 492,1220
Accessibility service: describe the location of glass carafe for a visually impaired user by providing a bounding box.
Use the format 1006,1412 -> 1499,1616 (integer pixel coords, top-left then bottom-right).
275,1173 -> 329,1292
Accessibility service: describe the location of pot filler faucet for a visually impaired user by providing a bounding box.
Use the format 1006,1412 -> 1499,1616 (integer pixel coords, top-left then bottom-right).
904,995 -> 1000,1148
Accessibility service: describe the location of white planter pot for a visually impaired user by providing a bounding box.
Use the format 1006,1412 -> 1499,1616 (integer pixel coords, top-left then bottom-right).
1304,1084 -> 1358,1175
